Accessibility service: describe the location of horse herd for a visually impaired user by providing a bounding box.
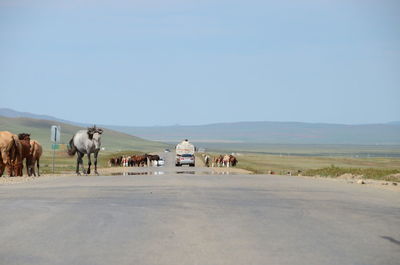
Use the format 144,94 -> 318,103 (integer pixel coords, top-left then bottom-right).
202,154 -> 238,167
0,126 -> 103,177
1,126 -> 239,177
0,131 -> 43,177
108,154 -> 160,167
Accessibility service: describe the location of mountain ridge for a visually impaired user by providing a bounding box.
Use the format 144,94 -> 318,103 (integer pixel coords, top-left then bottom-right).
0,115 -> 167,151
1,108 -> 400,145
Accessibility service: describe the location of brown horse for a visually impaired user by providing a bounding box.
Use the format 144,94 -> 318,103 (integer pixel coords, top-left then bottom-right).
229,155 -> 237,167
213,155 -> 224,167
108,157 -> 116,167
28,140 -> 42,176
18,133 -> 31,176
204,155 -> 210,167
147,154 -> 160,163
0,131 -> 23,177
132,155 -> 148,167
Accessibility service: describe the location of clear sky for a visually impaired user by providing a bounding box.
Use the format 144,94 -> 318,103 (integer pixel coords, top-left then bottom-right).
0,0 -> 399,126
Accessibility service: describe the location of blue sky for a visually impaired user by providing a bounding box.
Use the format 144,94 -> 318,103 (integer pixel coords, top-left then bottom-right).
0,0 -> 399,126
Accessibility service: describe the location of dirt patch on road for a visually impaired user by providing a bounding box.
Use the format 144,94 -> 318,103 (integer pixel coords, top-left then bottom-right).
207,167 -> 252,174
299,174 -> 400,191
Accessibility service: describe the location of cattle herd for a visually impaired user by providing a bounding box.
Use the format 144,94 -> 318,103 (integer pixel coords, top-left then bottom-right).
108,154 -> 160,167
0,131 -> 43,177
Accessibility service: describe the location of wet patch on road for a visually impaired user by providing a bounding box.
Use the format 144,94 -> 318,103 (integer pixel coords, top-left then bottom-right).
110,170 -> 240,176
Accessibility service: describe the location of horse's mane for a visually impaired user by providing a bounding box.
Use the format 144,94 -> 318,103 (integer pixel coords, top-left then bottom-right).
18,133 -> 30,140
87,125 -> 103,139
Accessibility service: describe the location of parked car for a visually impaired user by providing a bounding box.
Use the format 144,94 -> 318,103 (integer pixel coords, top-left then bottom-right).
157,159 -> 165,166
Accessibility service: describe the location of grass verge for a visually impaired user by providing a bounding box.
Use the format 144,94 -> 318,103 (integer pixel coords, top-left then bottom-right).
30,150 -> 146,175
304,166 -> 400,182
204,152 -> 400,182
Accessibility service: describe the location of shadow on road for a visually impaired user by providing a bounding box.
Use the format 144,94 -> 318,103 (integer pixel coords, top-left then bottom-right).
381,236 -> 400,246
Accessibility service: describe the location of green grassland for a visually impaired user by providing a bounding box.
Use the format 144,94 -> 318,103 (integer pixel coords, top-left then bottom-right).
205,152 -> 400,182
1,116 -> 170,175
3,116 -> 400,180
304,166 -> 400,182
37,149 -> 145,174
0,116 -> 169,152
199,142 -> 400,157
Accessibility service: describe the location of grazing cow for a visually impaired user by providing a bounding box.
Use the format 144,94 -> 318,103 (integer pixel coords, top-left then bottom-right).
0,131 -> 23,177
28,140 -> 43,176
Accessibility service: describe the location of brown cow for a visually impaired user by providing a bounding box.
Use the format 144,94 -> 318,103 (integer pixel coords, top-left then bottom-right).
0,131 -> 23,177
28,140 -> 42,176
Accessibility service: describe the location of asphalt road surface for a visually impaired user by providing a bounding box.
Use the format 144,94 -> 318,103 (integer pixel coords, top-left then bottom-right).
0,153 -> 399,265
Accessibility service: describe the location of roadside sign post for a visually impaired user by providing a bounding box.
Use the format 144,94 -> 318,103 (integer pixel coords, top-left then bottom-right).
50,125 -> 61,174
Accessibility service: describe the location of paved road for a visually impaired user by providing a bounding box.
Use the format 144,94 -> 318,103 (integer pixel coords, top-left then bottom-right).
0,155 -> 399,265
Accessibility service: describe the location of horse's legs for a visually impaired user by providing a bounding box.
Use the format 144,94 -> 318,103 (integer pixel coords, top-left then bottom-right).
94,151 -> 99,175
0,151 -> 6,176
87,152 -> 92,175
76,154 -> 80,175
76,152 -> 85,175
3,151 -> 12,176
36,158 -> 40,176
29,160 -> 34,176
0,160 -> 4,177
26,159 -> 29,176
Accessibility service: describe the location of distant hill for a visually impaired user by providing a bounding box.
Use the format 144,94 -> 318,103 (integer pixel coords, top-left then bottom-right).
108,121 -> 400,145
0,116 -> 168,151
1,108 -> 400,145
0,108 -> 86,126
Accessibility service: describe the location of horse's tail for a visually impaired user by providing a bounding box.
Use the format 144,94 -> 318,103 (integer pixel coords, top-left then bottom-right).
6,136 -> 20,158
67,137 -> 77,156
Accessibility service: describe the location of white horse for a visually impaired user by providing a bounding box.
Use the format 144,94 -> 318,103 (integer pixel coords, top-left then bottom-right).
204,155 -> 210,167
223,154 -> 231,167
67,126 -> 103,175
